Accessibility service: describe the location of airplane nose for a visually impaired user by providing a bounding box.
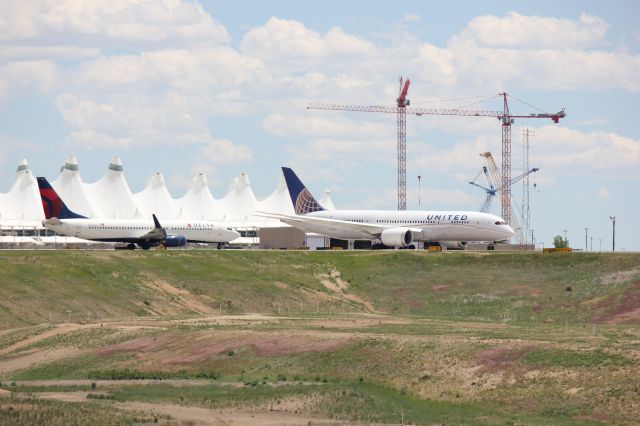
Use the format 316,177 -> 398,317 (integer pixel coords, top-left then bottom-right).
506,225 -> 515,236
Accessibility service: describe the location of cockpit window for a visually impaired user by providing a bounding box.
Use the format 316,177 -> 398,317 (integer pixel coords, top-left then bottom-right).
495,221 -> 507,225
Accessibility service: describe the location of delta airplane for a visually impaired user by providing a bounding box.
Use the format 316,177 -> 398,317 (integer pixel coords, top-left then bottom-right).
38,177 -> 240,249
263,167 -> 515,249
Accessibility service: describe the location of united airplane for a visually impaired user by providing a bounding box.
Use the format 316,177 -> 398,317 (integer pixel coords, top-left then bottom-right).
263,167 -> 514,248
38,177 -> 239,249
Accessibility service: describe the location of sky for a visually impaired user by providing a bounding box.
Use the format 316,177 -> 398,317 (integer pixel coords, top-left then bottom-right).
0,0 -> 638,250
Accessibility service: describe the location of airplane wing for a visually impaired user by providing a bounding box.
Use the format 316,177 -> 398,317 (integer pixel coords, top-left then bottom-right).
255,211 -> 423,238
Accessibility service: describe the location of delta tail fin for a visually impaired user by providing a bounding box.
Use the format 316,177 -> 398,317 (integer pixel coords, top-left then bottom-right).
281,167 -> 325,215
37,177 -> 87,219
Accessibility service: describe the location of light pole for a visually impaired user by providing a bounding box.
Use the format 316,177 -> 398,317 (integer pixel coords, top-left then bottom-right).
584,227 -> 589,252
418,175 -> 421,207
609,216 -> 616,252
531,229 -> 535,246
563,229 -> 568,244
598,238 -> 603,253
590,236 -> 593,252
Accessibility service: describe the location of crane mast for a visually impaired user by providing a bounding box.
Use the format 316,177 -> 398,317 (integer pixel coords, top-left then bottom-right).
500,93 -> 513,227
396,77 -> 410,210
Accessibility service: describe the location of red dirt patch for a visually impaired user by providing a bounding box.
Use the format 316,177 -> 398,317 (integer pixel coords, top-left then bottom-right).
474,345 -> 535,374
592,281 -> 640,324
164,334 -> 348,364
393,287 -> 407,297
100,331 -> 349,365
98,334 -> 176,356
431,285 -> 450,292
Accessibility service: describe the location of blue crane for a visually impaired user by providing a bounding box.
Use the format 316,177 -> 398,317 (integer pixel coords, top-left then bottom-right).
469,164 -> 539,213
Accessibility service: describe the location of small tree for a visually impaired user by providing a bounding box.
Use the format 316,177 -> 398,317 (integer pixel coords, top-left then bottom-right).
553,235 -> 569,248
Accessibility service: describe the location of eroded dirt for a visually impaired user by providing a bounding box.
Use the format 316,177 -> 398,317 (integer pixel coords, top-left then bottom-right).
592,281 -> 640,324
316,267 -> 378,313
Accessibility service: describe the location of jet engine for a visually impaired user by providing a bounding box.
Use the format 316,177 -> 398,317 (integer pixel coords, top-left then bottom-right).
164,235 -> 187,247
380,228 -> 413,247
440,241 -> 468,250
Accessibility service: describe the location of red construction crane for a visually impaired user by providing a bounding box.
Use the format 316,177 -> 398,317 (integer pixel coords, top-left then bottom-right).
310,77 -> 411,210
308,88 -> 565,231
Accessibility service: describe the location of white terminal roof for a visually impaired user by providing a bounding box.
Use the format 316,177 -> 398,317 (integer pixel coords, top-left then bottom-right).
52,155 -> 99,218
0,157 -> 336,228
85,156 -> 141,219
0,159 -> 45,226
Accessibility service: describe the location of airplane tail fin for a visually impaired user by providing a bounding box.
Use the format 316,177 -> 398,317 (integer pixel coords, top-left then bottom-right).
37,177 -> 87,219
281,167 -> 325,215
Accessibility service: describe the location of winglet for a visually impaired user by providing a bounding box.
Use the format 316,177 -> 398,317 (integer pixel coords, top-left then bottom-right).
281,167 -> 325,215
37,177 -> 87,219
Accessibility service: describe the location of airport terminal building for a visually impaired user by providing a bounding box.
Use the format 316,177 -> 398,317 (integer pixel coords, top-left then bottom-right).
0,156 -> 336,248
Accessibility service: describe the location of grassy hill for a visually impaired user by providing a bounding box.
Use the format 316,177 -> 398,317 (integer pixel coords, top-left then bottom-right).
1,250 -> 639,328
1,250 -> 639,424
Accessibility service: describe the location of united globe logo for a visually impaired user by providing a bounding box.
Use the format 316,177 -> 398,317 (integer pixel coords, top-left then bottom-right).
295,188 -> 322,215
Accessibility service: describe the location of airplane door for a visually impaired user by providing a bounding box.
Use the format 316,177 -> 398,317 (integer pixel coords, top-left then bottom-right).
75,225 -> 81,237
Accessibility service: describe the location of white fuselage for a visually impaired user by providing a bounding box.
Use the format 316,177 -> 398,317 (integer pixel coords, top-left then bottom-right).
295,210 -> 513,242
43,218 -> 240,244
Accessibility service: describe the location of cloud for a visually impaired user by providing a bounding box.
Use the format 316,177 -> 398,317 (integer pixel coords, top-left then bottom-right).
405,13 -> 640,93
461,12 -> 608,49
0,134 -> 40,179
241,13 -> 640,96
241,17 -> 375,66
285,137 -> 396,179
54,92 -> 212,149
0,46 -> 100,64
183,139 -> 252,189
77,47 -> 266,92
0,60 -> 59,101
262,114 -> 392,140
0,0 -> 230,45
398,125 -> 640,187
411,137 -> 493,176
533,126 -> 640,174
2,7 -> 639,194
352,186 -> 473,210
197,138 -> 252,164
403,13 -> 422,23
597,187 -> 610,198
53,46 -> 270,149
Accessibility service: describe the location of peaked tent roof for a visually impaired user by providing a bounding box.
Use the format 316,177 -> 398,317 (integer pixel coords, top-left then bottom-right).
51,155 -> 100,218
319,189 -> 336,210
256,173 -> 295,215
176,173 -> 222,221
217,174 -> 258,222
0,159 -> 45,223
85,156 -> 140,219
133,172 -> 178,220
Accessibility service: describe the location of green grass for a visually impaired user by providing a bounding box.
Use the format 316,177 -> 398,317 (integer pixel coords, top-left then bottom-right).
86,368 -> 221,380
0,325 -> 54,349
1,251 -> 639,328
98,381 -> 596,425
11,354 -> 125,381
521,348 -> 633,367
2,384 -> 96,393
0,397 -> 163,426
